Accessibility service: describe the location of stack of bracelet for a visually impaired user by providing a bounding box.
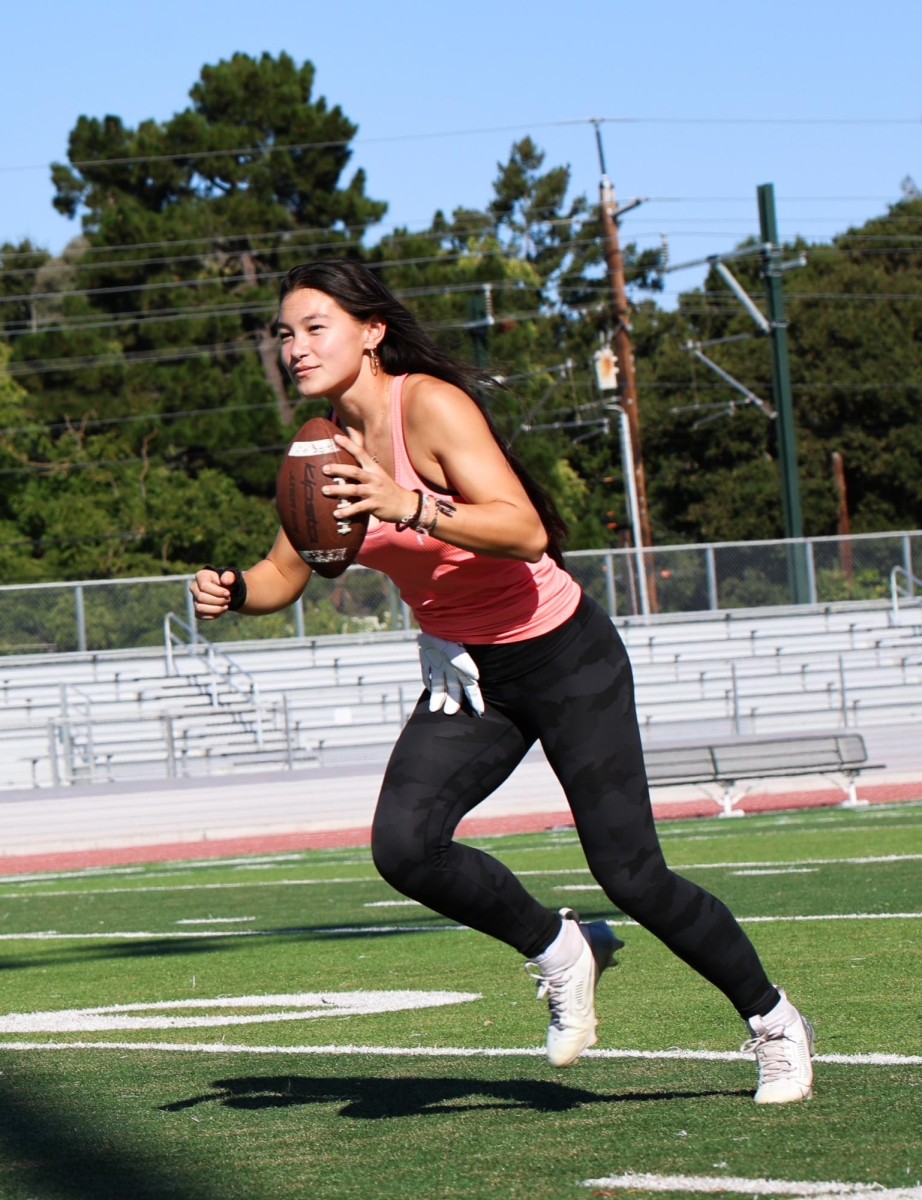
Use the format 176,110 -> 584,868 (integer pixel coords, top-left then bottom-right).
395,489 -> 457,542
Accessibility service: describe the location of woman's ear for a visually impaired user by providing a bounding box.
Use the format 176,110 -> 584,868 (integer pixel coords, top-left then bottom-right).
365,315 -> 387,350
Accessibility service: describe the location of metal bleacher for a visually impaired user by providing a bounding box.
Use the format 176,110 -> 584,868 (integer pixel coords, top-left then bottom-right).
0,599 -> 920,791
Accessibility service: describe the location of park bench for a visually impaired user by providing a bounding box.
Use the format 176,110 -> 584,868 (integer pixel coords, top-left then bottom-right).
643,732 -> 880,817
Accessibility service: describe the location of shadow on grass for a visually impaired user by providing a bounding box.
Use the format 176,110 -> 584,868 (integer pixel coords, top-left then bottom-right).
0,919 -> 463,973
0,1071 -> 214,1200
161,1074 -> 750,1119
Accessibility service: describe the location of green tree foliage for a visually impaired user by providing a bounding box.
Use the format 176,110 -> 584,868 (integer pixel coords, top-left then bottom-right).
0,52 -> 384,579
634,196 -> 922,541
1,52 -> 921,586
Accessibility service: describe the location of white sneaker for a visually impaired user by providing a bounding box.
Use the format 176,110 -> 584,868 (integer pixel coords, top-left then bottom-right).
742,988 -> 815,1104
526,909 -> 622,1068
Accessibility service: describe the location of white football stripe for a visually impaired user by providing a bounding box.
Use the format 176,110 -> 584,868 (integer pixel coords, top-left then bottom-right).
578,1173 -> 919,1198
0,1042 -> 919,1066
288,439 -> 337,456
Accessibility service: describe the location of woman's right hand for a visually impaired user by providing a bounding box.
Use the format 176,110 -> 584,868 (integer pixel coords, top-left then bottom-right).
190,568 -> 236,620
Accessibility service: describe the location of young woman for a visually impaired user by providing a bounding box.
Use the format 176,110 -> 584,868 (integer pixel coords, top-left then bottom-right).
191,259 -> 815,1104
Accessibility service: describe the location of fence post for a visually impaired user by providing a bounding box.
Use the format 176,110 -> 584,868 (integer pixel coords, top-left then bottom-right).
74,585 -> 87,653
47,721 -> 60,787
184,582 -> 198,646
294,595 -> 305,639
604,553 -> 617,618
163,716 -> 176,778
903,535 -> 914,596
283,694 -> 293,768
705,546 -> 718,611
805,540 -> 818,605
730,662 -> 741,735
838,654 -> 848,727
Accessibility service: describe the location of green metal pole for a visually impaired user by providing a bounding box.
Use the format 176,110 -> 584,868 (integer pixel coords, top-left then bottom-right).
757,183 -> 809,603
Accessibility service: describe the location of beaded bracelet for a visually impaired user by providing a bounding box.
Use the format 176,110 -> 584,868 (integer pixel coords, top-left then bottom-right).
395,490 -> 425,531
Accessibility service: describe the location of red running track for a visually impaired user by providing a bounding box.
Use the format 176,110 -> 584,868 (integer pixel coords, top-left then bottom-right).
1,780 -> 918,878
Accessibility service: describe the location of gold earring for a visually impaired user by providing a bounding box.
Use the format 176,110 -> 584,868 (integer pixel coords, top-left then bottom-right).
369,347 -> 379,375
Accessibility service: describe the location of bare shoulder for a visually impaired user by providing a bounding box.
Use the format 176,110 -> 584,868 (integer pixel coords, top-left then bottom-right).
402,373 -> 490,440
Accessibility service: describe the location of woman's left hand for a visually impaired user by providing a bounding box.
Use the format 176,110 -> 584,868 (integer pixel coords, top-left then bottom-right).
321,428 -> 418,524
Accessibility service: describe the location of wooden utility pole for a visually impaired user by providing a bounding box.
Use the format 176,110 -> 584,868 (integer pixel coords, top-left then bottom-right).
594,123 -> 656,609
595,134 -> 652,552
831,450 -> 853,584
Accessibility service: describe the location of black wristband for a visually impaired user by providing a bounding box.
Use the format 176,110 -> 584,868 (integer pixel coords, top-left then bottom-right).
204,566 -> 247,611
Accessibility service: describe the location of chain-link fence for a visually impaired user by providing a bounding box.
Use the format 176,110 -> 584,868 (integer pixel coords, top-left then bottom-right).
0,530 -> 918,656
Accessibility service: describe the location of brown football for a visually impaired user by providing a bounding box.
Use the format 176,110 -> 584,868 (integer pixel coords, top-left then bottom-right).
275,416 -> 369,579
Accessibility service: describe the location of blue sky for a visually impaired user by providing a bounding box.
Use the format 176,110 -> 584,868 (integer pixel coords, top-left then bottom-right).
1,0 -> 919,300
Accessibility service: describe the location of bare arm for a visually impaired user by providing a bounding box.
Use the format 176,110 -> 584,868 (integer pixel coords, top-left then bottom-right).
324,377 -> 548,562
190,527 -> 312,620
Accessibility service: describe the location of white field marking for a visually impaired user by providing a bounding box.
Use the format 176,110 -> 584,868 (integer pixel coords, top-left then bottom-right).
174,917 -> 257,925
579,1172 -> 922,1198
0,991 -> 481,1034
605,913 -> 922,929
4,853 -> 917,903
363,900 -> 422,908
524,854 -> 922,876
731,868 -> 820,876
0,854 -> 310,887
0,922 -> 463,941
2,912 -> 921,942
0,875 -> 376,899
0,866 -> 147,885
552,885 -> 602,891
0,1043 -> 919,1067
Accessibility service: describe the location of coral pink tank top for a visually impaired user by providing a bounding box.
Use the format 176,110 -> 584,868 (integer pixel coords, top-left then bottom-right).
355,375 -> 581,644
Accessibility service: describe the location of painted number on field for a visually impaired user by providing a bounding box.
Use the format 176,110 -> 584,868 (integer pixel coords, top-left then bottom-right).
0,990 -> 481,1033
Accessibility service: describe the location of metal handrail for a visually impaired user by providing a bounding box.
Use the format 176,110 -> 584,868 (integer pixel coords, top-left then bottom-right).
889,566 -> 922,620
164,612 -> 265,746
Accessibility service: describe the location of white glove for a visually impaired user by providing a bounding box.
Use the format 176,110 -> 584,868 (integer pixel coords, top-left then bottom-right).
418,632 -> 485,717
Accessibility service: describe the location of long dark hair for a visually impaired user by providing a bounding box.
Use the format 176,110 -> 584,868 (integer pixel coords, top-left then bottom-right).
279,259 -> 570,566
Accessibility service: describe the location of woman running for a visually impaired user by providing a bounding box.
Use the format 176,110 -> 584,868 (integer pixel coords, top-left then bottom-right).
191,259 -> 815,1104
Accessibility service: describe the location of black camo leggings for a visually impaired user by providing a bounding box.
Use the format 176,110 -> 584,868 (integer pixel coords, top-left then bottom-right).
371,593 -> 777,1020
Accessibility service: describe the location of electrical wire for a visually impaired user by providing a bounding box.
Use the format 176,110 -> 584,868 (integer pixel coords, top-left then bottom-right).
2,115 -> 916,174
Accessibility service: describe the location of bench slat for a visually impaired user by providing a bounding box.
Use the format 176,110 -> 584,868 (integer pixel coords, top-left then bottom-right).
644,733 -> 868,785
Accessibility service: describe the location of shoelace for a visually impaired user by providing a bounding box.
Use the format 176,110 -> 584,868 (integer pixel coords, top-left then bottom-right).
525,963 -> 585,1030
740,1030 -> 795,1084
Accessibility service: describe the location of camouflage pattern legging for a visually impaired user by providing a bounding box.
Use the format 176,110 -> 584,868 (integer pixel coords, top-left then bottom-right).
371,594 -> 778,1019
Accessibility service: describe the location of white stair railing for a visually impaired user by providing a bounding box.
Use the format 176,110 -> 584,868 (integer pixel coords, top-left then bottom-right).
164,613 -> 265,747
889,566 -> 922,621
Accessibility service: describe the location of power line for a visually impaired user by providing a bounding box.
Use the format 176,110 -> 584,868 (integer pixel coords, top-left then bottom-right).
2,116 -> 916,174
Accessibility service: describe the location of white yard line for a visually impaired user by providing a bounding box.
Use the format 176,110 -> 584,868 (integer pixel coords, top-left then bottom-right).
0,1042 -> 919,1067
174,917 -> 257,925
1,911 -> 920,941
0,923 -> 463,940
731,868 -> 820,876
0,876 -> 376,898
1,854 -> 918,900
578,1172 -> 922,1198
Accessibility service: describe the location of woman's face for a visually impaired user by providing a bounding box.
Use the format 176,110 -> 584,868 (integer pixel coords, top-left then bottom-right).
277,287 -> 380,397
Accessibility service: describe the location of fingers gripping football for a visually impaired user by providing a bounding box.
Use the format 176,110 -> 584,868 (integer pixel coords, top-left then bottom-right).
321,429 -> 417,523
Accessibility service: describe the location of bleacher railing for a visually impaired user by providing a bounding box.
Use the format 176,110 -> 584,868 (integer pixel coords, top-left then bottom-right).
0,530 -> 918,656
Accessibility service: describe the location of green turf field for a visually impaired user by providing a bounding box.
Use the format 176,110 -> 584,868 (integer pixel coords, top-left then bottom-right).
1,804 -> 920,1200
